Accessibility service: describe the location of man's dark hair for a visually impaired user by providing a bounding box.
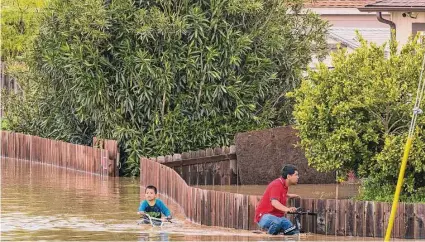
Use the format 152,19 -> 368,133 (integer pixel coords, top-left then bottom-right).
281,164 -> 298,179
145,185 -> 157,194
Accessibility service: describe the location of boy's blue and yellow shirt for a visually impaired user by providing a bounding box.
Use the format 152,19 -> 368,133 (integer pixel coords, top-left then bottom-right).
138,199 -> 171,219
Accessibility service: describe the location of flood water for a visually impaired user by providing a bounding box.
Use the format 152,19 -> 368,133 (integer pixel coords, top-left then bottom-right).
1,158 -> 386,241
196,184 -> 360,200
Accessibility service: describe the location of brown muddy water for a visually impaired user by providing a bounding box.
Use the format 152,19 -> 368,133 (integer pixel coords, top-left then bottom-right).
195,184 -> 360,200
1,158 -> 394,241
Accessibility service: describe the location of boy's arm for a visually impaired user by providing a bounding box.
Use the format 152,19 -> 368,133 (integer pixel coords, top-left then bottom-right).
138,201 -> 148,214
157,200 -> 172,218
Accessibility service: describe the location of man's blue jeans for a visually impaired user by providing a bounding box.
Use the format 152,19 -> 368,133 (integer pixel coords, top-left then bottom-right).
257,214 -> 299,235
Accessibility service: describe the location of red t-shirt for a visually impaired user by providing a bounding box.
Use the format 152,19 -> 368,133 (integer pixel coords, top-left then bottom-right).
254,177 -> 288,223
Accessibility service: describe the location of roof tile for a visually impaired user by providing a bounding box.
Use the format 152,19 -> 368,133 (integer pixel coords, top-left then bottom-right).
305,0 -> 376,8
365,0 -> 425,7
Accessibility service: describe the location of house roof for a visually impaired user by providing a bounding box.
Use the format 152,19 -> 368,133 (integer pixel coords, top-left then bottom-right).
305,0 -> 376,8
359,0 -> 425,12
329,27 -> 391,49
310,27 -> 391,69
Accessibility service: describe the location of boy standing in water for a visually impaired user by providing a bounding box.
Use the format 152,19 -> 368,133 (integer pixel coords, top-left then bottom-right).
138,185 -> 172,224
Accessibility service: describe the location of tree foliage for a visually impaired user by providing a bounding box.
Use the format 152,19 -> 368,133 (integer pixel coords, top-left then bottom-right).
1,0 -> 45,61
291,36 -> 425,202
4,0 -> 328,176
1,0 -> 45,121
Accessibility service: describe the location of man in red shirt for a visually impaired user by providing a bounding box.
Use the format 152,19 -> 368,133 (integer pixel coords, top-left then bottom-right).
254,164 -> 300,235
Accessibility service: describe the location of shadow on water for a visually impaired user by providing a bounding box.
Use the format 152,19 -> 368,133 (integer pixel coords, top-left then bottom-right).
1,158 -> 387,241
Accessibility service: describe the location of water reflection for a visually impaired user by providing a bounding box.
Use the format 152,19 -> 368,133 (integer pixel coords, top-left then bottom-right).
2,158 -> 381,241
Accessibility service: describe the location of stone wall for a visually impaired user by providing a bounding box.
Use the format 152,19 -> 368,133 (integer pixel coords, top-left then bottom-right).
235,126 -> 335,185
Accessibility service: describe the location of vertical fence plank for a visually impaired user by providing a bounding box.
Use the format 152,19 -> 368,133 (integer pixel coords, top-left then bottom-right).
55,140 -> 60,166
326,199 -> 336,235
205,163 -> 213,185
66,142 -> 70,169
1,131 -> 8,157
366,201 -> 374,237
210,190 -> 216,226
307,198 -> 317,233
191,187 -> 195,223
8,132 -> 15,159
234,194 -> 240,229
395,203 -> 405,238
316,199 -> 326,234
415,203 -> 425,239
300,199 -> 308,233
182,165 -> 190,185
196,163 -> 203,186
336,199 -> 346,236
189,165 -> 196,186
346,199 -> 355,236
213,163 -> 220,186
40,137 -> 44,163
374,202 -> 384,238
187,185 -> 192,221
404,203 -> 414,239
1,131 -> 7,157
242,194 -> 249,230
214,191 -> 219,227
200,189 -> 205,225
383,202 -> 395,238
355,200 -> 365,237
15,133 -> 21,160
222,159 -> 230,185
224,192 -> 229,228
222,192 -> 227,228
229,193 -> 235,229
248,196 -> 256,230
198,188 -> 202,224
207,190 -> 212,226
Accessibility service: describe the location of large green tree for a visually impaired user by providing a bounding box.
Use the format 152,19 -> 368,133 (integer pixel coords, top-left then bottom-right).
291,37 -> 425,202
5,0 -> 328,175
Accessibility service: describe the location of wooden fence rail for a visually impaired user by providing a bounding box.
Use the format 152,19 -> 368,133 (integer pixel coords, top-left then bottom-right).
1,131 -> 118,176
152,146 -> 238,186
140,157 -> 425,239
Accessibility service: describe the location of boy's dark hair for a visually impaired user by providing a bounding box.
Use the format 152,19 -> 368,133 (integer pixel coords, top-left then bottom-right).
281,164 -> 298,179
145,185 -> 157,194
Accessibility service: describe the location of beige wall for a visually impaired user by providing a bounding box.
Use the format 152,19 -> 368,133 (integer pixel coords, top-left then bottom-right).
392,12 -> 425,45
309,8 -> 390,28
323,15 -> 390,28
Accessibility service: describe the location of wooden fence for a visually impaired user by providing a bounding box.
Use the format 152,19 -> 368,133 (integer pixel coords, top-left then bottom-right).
1,131 -> 118,176
154,146 -> 238,186
140,157 -> 425,239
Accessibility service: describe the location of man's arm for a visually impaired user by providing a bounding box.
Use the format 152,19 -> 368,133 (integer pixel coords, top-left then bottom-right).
271,199 -> 297,213
287,193 -> 300,199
